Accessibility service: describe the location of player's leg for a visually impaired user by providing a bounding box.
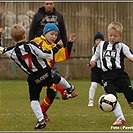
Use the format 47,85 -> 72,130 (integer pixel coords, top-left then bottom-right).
53,62 -> 60,99
52,71 -> 78,98
54,83 -> 78,100
102,70 -> 127,126
40,85 -> 56,122
112,101 -> 126,126
40,68 -> 56,123
103,79 -> 126,126
28,79 -> 46,129
88,82 -> 97,107
88,67 -> 102,107
118,71 -> 133,109
57,77 -> 75,93
120,82 -> 133,109
104,86 -> 126,126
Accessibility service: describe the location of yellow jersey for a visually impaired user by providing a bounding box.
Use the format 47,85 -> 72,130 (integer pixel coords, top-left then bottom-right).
31,35 -> 71,68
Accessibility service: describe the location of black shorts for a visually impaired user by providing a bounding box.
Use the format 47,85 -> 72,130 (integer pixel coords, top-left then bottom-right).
91,67 -> 103,86
102,69 -> 133,102
27,66 -> 54,101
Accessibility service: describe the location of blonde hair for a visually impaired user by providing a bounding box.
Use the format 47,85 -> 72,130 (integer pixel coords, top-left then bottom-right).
10,24 -> 26,42
107,21 -> 123,34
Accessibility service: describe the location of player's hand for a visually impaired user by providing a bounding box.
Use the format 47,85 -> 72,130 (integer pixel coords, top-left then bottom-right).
0,28 -> 3,34
87,63 -> 91,67
88,61 -> 96,67
57,39 -> 63,47
128,57 -> 133,63
69,33 -> 77,42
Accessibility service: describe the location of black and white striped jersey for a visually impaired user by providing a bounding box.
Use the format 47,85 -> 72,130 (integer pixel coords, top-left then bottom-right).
92,45 -> 101,68
3,41 -> 61,75
91,41 -> 133,72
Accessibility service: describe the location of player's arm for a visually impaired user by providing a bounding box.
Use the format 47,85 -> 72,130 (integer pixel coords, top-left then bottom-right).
88,61 -> 97,67
66,33 -> 77,57
59,33 -> 77,60
122,43 -> 133,63
53,34 -> 77,62
31,42 -> 62,60
88,42 -> 100,67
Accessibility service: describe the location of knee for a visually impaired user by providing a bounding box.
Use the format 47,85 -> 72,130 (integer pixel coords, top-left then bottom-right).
30,95 -> 39,101
47,89 -> 56,101
91,82 -> 97,89
53,74 -> 61,84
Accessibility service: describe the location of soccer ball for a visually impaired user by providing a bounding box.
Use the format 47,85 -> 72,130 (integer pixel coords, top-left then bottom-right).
98,94 -> 117,112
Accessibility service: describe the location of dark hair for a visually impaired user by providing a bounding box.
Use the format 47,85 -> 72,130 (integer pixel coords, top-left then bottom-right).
94,32 -> 104,43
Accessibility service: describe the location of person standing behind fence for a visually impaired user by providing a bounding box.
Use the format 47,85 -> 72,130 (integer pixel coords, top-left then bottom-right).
28,1 -> 67,99
88,32 -> 104,107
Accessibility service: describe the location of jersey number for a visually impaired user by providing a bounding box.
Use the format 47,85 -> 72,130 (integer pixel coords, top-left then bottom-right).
21,53 -> 32,69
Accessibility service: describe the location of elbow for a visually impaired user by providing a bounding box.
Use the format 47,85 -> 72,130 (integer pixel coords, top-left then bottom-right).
47,56 -> 53,60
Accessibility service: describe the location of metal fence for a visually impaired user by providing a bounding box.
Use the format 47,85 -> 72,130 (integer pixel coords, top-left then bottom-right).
0,2 -> 133,78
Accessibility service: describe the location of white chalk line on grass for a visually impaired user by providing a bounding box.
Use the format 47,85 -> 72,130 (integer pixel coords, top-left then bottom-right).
1,113 -> 133,116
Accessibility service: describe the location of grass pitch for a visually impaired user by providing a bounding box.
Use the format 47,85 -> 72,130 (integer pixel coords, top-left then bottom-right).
0,78 -> 133,132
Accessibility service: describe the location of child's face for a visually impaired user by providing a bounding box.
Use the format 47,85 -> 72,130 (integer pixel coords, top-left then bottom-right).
107,29 -> 121,44
45,30 -> 58,43
95,38 -> 103,45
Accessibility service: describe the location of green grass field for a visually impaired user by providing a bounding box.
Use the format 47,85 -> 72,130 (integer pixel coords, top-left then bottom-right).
0,78 -> 133,132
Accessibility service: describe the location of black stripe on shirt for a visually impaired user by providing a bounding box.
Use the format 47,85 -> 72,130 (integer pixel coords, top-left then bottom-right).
15,44 -> 33,74
102,41 -> 110,70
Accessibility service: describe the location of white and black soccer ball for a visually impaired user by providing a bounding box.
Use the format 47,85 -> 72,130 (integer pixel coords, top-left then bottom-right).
98,94 -> 117,112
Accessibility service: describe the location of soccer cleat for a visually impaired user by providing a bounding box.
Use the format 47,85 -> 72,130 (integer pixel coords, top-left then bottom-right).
67,92 -> 78,98
34,119 -> 46,129
44,113 -> 50,122
113,118 -> 126,126
62,90 -> 78,100
88,100 -> 94,107
67,84 -> 75,94
62,90 -> 68,100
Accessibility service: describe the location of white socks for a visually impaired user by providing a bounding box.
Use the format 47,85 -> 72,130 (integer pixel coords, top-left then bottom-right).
89,82 -> 97,101
58,77 -> 71,89
31,100 -> 44,122
113,101 -> 125,120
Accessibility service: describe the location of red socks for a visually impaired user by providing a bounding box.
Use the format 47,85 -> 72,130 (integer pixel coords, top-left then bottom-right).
54,84 -> 65,94
40,85 -> 65,114
40,96 -> 53,114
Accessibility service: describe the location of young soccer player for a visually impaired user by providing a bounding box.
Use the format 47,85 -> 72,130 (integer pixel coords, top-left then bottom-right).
89,21 -> 133,126
88,32 -> 104,107
31,23 -> 78,122
0,23 -> 63,129
28,1 -> 68,99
